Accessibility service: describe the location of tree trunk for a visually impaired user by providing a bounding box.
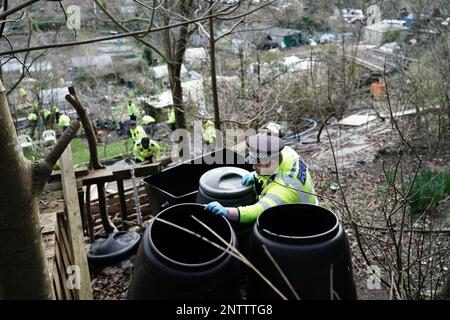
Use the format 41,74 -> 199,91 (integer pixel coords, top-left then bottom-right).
65,86 -> 104,170
208,12 -> 221,132
0,79 -> 80,299
439,267 -> 450,299
168,63 -> 187,130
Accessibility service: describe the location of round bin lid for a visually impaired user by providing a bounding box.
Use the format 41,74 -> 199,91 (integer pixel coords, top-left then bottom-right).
198,167 -> 253,199
87,231 -> 141,266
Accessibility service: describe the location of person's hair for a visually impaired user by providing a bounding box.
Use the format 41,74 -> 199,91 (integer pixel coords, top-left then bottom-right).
141,137 -> 150,148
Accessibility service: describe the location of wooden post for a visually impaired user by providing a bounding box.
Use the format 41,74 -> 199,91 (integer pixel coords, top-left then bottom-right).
97,183 -> 116,234
116,179 -> 128,230
60,144 -> 93,300
76,182 -> 87,238
84,185 -> 95,242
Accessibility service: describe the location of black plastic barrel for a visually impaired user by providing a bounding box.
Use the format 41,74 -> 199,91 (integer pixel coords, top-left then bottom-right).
127,203 -> 240,300
247,204 -> 357,300
143,148 -> 253,215
196,167 -> 257,207
196,167 -> 257,259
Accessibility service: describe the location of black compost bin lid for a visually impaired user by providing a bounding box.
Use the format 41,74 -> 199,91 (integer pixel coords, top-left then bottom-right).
198,167 -> 253,199
87,231 -> 141,266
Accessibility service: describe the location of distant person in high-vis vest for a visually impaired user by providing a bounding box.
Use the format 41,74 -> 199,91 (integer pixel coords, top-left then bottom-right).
129,120 -> 147,145
27,112 -> 38,138
51,105 -> 60,124
204,134 -> 318,223
142,114 -> 156,137
42,109 -> 52,128
127,100 -> 138,121
58,114 -> 71,132
202,119 -> 216,146
134,137 -> 160,163
167,106 -> 175,131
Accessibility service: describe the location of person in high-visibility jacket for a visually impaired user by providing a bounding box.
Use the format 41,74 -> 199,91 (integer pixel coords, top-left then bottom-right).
19,87 -> 27,97
27,112 -> 38,123
42,109 -> 52,127
202,119 -> 216,145
27,112 -> 38,138
129,120 -> 147,144
142,114 -> 155,125
58,114 -> 71,132
31,102 -> 39,113
134,137 -> 159,163
167,106 -> 175,131
51,106 -> 60,124
127,100 -> 138,121
142,114 -> 156,136
204,134 -> 318,223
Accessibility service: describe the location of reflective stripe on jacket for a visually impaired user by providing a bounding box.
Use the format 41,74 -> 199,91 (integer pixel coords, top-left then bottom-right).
238,146 -> 318,223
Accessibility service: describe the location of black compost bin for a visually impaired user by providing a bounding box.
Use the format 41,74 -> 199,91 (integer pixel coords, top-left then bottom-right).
143,148 -> 252,215
127,203 -> 240,300
247,204 -> 357,300
196,166 -> 257,258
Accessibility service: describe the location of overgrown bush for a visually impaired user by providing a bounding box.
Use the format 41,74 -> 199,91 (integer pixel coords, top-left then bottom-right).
383,30 -> 401,44
403,168 -> 450,213
143,48 -> 154,66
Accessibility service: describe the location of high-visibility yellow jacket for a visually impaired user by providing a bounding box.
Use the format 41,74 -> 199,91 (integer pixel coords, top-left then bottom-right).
238,146 -> 318,223
43,109 -> 51,119
134,139 -> 160,162
58,115 -> 71,128
142,115 -> 156,125
202,120 -> 216,144
167,107 -> 175,124
19,87 -> 27,97
127,103 -> 138,117
27,113 -> 38,121
130,125 -> 147,143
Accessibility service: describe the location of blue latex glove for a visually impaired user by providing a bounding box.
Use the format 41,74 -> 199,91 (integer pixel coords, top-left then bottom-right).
241,172 -> 256,187
204,201 -> 228,218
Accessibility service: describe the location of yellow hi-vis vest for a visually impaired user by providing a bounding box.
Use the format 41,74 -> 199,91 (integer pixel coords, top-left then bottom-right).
127,103 -> 138,117
202,120 -> 216,144
27,113 -> 38,121
142,115 -> 156,125
130,125 -> 147,143
43,109 -> 51,119
167,107 -> 175,124
238,146 -> 318,223
134,139 -> 160,162
58,115 -> 71,128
